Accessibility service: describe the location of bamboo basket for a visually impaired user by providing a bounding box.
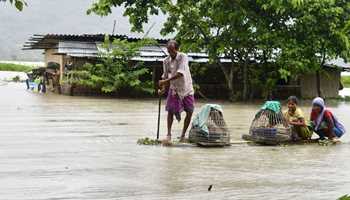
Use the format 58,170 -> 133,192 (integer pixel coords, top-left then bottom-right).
189,108 -> 230,147
242,109 -> 292,145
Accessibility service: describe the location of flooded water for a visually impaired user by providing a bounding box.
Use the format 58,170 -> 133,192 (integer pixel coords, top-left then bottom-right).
0,71 -> 28,81
340,88 -> 350,97
1,82 -> 350,200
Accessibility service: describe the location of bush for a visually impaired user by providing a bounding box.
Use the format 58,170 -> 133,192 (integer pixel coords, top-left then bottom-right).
62,70 -> 94,87
62,36 -> 156,96
0,63 -> 33,72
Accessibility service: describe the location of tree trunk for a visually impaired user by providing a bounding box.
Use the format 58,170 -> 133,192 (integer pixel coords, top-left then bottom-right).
219,63 -> 235,101
317,46 -> 325,98
228,68 -> 234,101
316,70 -> 322,98
242,63 -> 248,101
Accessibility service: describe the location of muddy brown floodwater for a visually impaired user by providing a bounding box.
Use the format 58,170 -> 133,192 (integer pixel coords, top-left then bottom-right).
1,82 -> 350,200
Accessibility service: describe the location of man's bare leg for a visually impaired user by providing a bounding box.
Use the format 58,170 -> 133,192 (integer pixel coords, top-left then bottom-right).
180,111 -> 193,141
167,112 -> 174,141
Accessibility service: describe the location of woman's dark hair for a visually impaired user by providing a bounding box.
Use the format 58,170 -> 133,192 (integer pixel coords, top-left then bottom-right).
287,96 -> 299,105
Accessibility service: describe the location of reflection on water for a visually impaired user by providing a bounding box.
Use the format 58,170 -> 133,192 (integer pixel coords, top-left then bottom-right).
0,83 -> 350,200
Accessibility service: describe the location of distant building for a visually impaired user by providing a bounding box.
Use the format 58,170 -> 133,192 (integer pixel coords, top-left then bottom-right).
22,33 -> 223,73
23,34 -> 229,97
274,64 -> 349,99
23,33 -> 350,99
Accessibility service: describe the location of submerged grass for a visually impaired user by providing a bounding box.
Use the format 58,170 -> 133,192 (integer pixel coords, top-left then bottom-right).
338,195 -> 350,200
328,96 -> 350,102
137,137 -> 161,145
0,63 -> 33,72
341,76 -> 350,88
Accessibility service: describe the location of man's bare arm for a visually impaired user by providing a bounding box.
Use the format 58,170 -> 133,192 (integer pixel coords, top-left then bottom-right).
159,72 -> 183,87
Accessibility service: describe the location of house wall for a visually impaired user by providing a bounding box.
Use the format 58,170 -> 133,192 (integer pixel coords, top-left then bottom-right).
44,49 -> 65,80
71,57 -> 96,69
300,69 -> 341,98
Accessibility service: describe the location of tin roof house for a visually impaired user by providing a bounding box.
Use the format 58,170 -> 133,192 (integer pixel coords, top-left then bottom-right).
23,33 -> 349,99
23,33 -> 227,68
23,33 -> 231,97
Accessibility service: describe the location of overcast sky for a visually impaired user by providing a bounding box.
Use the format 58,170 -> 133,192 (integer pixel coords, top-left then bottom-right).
0,0 -> 167,61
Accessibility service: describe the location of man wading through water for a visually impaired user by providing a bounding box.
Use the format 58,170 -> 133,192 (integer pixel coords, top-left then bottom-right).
158,40 -> 195,142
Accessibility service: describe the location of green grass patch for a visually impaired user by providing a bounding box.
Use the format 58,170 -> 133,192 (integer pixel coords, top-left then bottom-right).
0,63 -> 33,72
341,76 -> 350,88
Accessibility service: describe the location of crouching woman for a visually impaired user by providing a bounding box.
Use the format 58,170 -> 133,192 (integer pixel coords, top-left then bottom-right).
310,97 -> 346,142
284,96 -> 313,141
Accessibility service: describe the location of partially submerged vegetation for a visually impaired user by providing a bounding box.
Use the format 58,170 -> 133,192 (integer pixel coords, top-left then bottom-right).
342,76 -> 350,88
338,96 -> 350,102
137,137 -> 161,145
338,195 -> 350,200
0,63 -> 32,72
12,75 -> 21,82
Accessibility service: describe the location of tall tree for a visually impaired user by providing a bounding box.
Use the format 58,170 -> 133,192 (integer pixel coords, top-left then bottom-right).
261,0 -> 350,97
88,0 -> 283,100
88,0 -> 350,100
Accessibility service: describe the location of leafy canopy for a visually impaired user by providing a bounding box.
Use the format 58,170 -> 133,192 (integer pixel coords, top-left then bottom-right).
266,0 -> 350,73
88,0 -> 350,64
88,0 -> 350,99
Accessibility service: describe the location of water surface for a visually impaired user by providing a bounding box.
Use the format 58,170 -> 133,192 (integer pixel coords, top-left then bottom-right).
1,83 -> 350,200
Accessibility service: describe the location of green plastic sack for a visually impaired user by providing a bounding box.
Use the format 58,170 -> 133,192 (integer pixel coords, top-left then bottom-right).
261,101 -> 281,113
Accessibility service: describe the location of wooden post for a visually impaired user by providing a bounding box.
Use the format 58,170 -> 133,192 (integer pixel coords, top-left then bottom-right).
156,96 -> 161,140
59,55 -> 65,82
152,65 -> 157,95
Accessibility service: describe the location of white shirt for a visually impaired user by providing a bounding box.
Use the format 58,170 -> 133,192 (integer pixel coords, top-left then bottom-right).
162,52 -> 194,98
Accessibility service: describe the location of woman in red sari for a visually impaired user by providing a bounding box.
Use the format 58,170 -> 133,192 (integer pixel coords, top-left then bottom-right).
310,97 -> 345,142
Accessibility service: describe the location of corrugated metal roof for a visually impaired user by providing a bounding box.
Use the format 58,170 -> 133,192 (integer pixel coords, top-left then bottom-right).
22,33 -> 241,63
325,58 -> 350,70
58,41 -> 97,49
58,41 -> 98,56
66,53 -> 98,58
23,33 -> 169,50
22,33 -> 349,68
43,33 -> 170,42
54,40 -> 231,63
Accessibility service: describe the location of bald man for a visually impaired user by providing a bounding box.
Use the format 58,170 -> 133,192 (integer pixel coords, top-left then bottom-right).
159,40 -> 195,142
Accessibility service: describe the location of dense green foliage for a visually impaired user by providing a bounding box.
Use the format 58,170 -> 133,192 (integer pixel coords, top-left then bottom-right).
63,36 -> 156,95
269,0 -> 350,97
88,0 -> 350,100
342,76 -> 350,88
0,63 -> 32,72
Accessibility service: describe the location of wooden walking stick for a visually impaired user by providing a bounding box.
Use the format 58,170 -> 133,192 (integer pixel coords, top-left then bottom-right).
156,94 -> 161,140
